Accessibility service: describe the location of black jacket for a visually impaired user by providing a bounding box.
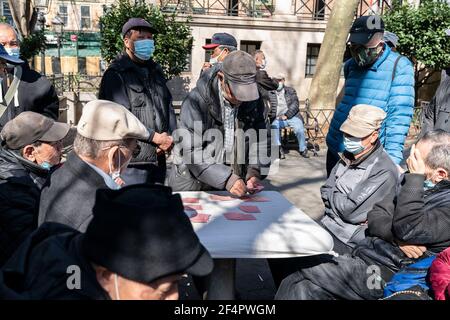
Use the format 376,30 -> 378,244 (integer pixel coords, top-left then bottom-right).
98,53 -> 176,165
393,174 -> 450,253
268,86 -> 301,121
0,222 -> 109,299
0,148 -> 49,266
38,152 -> 108,232
168,66 -> 271,191
421,74 -> 450,134
0,63 -> 59,129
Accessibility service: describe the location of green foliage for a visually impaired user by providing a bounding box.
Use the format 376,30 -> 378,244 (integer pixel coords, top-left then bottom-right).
100,0 -> 193,79
20,30 -> 47,60
383,0 -> 450,87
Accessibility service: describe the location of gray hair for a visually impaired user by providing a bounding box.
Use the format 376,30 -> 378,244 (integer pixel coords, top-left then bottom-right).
0,23 -> 21,42
73,133 -> 129,159
418,130 -> 450,172
218,45 -> 237,52
253,50 -> 264,58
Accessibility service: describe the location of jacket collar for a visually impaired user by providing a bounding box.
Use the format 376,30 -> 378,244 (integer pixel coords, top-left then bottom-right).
64,152 -> 108,189
197,67 -> 223,124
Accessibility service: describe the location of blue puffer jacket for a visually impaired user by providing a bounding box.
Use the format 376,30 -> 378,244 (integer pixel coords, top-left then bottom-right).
326,44 -> 415,164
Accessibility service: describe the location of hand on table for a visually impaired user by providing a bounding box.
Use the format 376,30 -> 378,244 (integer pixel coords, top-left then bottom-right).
246,177 -> 264,194
229,179 -> 247,197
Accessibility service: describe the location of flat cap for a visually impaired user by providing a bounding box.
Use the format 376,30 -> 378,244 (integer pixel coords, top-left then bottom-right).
340,104 -> 386,138
122,18 -> 156,37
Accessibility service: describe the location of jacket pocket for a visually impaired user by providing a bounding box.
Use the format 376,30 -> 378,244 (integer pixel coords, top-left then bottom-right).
168,164 -> 202,191
128,84 -> 146,108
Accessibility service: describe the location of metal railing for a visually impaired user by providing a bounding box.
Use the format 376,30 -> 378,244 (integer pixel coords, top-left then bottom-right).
48,73 -> 103,95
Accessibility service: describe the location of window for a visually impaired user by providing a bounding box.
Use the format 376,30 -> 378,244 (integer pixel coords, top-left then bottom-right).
314,0 -> 326,20
80,6 -> 91,29
305,43 -> 321,76
204,39 -> 212,62
1,1 -> 13,25
240,41 -> 261,56
228,0 -> 239,16
59,5 -> 68,26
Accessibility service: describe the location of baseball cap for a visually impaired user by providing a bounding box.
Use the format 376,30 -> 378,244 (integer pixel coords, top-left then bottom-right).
77,100 -> 150,141
0,44 -> 23,65
340,104 -> 386,138
0,112 -> 70,150
349,16 -> 385,45
122,18 -> 157,37
221,51 -> 259,102
202,33 -> 238,50
83,184 -> 214,284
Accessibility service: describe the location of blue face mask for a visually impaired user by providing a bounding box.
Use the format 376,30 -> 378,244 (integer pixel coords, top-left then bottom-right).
134,39 -> 155,61
40,161 -> 53,171
423,179 -> 436,191
5,47 -> 20,59
277,82 -> 284,91
343,136 -> 365,155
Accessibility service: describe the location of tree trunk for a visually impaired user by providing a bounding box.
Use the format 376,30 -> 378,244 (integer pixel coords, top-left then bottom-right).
308,0 -> 359,115
7,0 -> 37,38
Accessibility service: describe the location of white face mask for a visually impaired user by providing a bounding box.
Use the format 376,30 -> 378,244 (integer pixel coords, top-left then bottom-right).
260,59 -> 267,69
107,147 -> 131,189
209,49 -> 225,65
114,273 -> 121,300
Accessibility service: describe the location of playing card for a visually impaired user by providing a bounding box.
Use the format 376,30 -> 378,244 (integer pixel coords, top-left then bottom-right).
224,212 -> 256,221
239,205 -> 261,213
182,197 -> 200,204
248,185 -> 265,193
242,196 -> 270,202
209,194 -> 235,201
184,205 -> 203,211
190,213 -> 211,223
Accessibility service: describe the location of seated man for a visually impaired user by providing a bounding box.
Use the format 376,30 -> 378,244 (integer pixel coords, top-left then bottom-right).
169,51 -> 270,197
269,74 -> 308,158
0,184 -> 213,299
38,100 -> 149,232
320,104 -> 399,253
275,130 -> 450,300
0,112 -> 70,266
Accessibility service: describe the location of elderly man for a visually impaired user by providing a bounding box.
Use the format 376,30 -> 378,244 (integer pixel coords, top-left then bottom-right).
268,74 -> 308,159
275,130 -> 450,300
169,51 -> 270,197
321,104 -> 399,253
98,18 -> 175,185
326,16 -> 415,175
0,23 -> 59,130
0,112 -> 70,266
201,32 -> 237,73
38,100 -> 149,232
0,184 -> 213,299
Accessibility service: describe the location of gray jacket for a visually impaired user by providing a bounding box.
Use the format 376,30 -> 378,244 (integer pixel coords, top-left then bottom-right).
421,73 -> 450,135
320,142 -> 400,247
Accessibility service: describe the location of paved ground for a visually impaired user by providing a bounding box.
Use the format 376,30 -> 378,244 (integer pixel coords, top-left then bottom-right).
180,146 -> 328,300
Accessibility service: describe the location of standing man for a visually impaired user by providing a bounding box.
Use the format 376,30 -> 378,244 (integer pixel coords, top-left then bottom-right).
269,74 -> 309,158
0,23 -> 60,130
201,33 -> 237,73
253,50 -> 279,119
98,18 -> 175,185
326,16 -> 415,176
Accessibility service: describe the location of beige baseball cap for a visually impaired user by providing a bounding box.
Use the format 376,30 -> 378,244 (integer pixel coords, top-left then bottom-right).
340,104 -> 386,138
77,100 -> 149,141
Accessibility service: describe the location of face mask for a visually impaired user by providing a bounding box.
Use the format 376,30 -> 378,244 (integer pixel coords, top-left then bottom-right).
260,59 -> 266,69
133,39 -> 155,61
277,82 -> 284,91
423,179 -> 436,191
40,161 -> 53,171
114,274 -> 121,300
5,47 -> 20,59
350,42 -> 383,67
343,136 -> 365,155
209,49 -> 224,65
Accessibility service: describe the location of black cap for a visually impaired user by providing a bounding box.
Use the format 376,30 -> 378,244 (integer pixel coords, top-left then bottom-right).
0,44 -> 23,65
83,184 -> 214,284
203,33 -> 238,50
349,15 -> 385,45
122,18 -> 157,37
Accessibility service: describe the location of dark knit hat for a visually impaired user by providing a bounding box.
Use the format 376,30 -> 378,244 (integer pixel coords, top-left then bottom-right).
83,184 -> 213,284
